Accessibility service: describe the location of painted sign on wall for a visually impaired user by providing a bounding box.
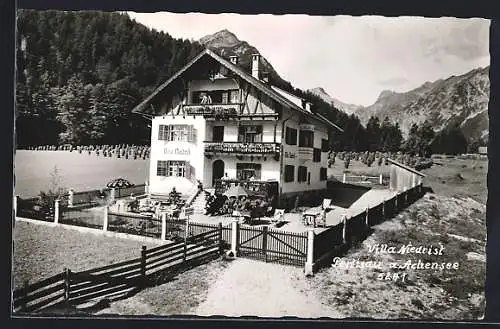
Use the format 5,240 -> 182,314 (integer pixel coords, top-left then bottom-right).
164,147 -> 191,156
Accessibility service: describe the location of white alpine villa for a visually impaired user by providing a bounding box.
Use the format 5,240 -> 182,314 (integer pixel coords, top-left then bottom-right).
132,48 -> 343,206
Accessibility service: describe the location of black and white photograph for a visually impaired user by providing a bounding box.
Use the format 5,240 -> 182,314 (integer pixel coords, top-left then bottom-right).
12,9 -> 489,320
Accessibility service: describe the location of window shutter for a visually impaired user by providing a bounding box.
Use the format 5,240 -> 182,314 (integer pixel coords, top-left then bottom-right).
186,162 -> 191,180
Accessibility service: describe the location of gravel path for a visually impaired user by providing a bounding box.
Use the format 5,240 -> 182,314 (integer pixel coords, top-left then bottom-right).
195,258 -> 341,318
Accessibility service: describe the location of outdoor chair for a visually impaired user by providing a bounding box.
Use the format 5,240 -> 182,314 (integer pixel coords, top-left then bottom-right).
322,198 -> 334,211
272,209 -> 285,223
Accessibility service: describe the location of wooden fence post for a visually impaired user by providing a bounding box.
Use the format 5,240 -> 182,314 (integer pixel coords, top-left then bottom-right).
343,173 -> 346,183
405,190 -> 408,207
63,268 -> 70,305
365,207 -> 369,227
379,174 -> 383,185
262,226 -> 268,262
394,194 -> 398,213
13,195 -> 18,218
218,222 -> 223,255
141,246 -> 147,286
68,189 -> 74,207
230,220 -> 240,257
342,215 -> 347,244
110,188 -> 116,203
382,199 -> 386,220
304,229 -> 314,276
21,279 -> 29,312
161,213 -> 167,241
54,199 -> 60,224
103,206 -> 108,232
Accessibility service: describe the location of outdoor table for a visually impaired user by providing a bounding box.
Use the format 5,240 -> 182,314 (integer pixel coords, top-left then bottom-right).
302,209 -> 322,227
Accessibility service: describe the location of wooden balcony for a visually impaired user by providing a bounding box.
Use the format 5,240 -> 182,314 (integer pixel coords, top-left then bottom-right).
181,103 -> 279,121
204,142 -> 280,156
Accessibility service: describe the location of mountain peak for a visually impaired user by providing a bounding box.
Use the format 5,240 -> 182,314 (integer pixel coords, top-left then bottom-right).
199,29 -> 241,48
377,90 -> 396,100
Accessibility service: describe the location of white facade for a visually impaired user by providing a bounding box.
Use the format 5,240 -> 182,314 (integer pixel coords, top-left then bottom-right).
140,49 -> 339,201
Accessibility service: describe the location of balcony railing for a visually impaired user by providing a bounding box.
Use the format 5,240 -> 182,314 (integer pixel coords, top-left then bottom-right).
181,103 -> 279,120
182,103 -> 241,118
204,142 -> 280,155
298,146 -> 314,161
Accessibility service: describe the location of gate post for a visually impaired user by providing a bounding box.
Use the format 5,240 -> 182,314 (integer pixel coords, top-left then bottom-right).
218,222 -> 224,255
103,206 -> 109,232
262,226 -> 268,262
343,173 -> 346,183
161,213 -> 167,241
54,199 -> 60,224
230,220 -> 240,257
379,174 -> 383,185
304,229 -> 314,276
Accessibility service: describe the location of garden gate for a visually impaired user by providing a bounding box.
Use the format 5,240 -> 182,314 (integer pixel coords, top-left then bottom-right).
237,226 -> 308,267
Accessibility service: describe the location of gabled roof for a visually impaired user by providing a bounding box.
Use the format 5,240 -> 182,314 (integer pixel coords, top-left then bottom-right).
387,158 -> 426,177
131,48 -> 343,132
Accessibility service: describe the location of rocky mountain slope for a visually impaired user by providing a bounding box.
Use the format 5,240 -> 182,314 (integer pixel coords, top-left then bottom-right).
200,29 -> 489,144
354,67 -> 490,143
309,87 -> 363,115
199,29 -> 282,81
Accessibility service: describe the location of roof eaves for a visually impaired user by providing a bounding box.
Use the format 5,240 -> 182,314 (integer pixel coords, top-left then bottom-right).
131,48 -> 210,114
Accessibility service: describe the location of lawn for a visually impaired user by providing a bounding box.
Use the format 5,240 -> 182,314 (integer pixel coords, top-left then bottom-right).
12,221 -> 161,290
15,150 -> 149,198
328,157 -> 488,204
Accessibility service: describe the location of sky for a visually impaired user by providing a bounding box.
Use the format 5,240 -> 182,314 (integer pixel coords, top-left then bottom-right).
127,12 -> 490,106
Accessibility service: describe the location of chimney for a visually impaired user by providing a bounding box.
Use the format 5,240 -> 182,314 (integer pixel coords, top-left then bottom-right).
252,54 -> 260,79
229,55 -> 238,65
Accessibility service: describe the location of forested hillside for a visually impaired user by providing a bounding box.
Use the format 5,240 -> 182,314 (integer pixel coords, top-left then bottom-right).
16,10 -> 458,156
16,10 -> 203,147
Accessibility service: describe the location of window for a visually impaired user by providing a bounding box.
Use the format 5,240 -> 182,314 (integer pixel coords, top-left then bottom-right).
284,165 -> 295,183
320,167 -> 327,181
313,148 -> 321,162
238,125 -> 263,143
213,126 -> 224,142
285,127 -> 297,145
299,130 -> 314,148
237,163 -> 262,180
158,125 -> 196,142
298,166 -> 308,182
192,89 -> 239,104
321,139 -> 329,152
167,161 -> 186,177
157,160 -> 168,176
230,90 -> 239,103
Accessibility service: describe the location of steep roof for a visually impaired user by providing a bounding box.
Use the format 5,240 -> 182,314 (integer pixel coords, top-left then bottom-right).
131,48 -> 343,132
387,158 -> 426,177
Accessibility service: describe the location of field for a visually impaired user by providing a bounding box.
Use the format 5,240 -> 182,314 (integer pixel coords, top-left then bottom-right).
328,156 -> 488,204
12,221 -> 161,290
15,151 -> 149,198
